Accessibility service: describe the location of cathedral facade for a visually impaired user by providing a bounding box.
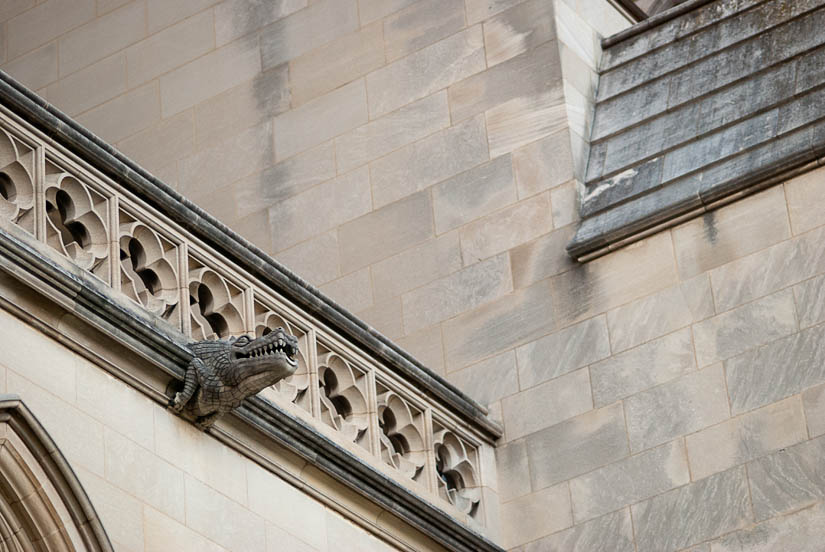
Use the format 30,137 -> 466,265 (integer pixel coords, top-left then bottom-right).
0,0 -> 823,550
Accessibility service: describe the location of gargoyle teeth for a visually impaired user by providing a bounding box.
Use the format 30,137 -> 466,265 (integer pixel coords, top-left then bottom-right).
235,336 -> 299,361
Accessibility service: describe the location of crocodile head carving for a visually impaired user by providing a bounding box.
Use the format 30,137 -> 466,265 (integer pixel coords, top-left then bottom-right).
171,327 -> 300,428
230,327 -> 299,380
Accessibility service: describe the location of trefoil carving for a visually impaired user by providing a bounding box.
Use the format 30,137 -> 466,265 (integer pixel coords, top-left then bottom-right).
44,164 -> 109,280
188,260 -> 245,340
317,345 -> 370,449
119,211 -> 180,323
377,386 -> 426,482
433,424 -> 481,517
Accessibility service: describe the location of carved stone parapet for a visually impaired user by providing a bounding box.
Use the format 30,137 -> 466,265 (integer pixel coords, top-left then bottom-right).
0,97 -> 498,542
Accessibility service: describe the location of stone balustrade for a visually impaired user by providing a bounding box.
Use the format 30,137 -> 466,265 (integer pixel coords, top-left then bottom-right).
0,101 -> 495,532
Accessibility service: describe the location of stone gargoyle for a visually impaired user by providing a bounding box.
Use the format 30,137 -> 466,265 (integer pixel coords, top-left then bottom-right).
169,327 -> 299,429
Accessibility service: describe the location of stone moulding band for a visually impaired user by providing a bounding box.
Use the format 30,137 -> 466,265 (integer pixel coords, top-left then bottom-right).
567,154 -> 825,262
0,69 -> 500,442
0,70 -> 503,551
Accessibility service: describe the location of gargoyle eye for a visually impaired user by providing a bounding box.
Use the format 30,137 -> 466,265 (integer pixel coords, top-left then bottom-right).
234,335 -> 251,345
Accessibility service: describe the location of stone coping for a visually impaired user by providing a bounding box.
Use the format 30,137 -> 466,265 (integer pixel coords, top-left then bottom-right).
0,69 -> 501,441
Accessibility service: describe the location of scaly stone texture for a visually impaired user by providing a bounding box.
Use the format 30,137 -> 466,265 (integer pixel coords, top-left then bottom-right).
13,3 -> 825,552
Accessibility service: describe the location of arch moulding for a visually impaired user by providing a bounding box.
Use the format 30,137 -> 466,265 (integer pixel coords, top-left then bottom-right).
0,395 -> 112,552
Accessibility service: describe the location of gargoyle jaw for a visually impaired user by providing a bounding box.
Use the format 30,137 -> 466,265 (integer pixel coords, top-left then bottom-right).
231,328 -> 299,367
175,327 -> 301,428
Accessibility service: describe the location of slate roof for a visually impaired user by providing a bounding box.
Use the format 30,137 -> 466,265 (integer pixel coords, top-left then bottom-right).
568,0 -> 825,260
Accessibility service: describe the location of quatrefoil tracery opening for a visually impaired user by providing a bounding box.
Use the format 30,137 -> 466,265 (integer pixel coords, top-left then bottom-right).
0,131 -> 35,232
118,222 -> 179,321
188,266 -> 246,341
47,188 -> 90,249
377,391 -> 426,481
44,172 -> 109,276
432,428 -> 481,517
320,370 -> 352,418
0,169 -> 34,232
318,351 -> 369,446
191,283 -> 228,337
380,408 -> 411,457
435,446 -> 464,493
123,239 -> 159,292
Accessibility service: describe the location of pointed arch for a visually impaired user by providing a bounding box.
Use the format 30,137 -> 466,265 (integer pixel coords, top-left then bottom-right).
0,395 -> 113,552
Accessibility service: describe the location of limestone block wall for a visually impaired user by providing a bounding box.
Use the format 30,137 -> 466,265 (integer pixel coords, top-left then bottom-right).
0,1 -> 627,384
494,166 -> 825,551
0,294 -> 423,552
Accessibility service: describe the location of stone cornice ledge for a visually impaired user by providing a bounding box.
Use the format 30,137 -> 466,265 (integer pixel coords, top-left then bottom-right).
568,151 -> 825,262
0,70 -> 501,441
0,220 -> 504,552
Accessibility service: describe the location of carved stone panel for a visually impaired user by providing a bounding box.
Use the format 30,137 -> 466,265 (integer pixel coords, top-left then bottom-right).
433,421 -> 481,518
119,210 -> 181,327
317,343 -> 370,450
377,384 -> 427,483
188,258 -> 246,340
44,160 -> 110,281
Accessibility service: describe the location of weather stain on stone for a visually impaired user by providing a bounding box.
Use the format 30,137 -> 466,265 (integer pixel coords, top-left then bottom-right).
551,261 -> 593,325
703,210 -> 718,244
